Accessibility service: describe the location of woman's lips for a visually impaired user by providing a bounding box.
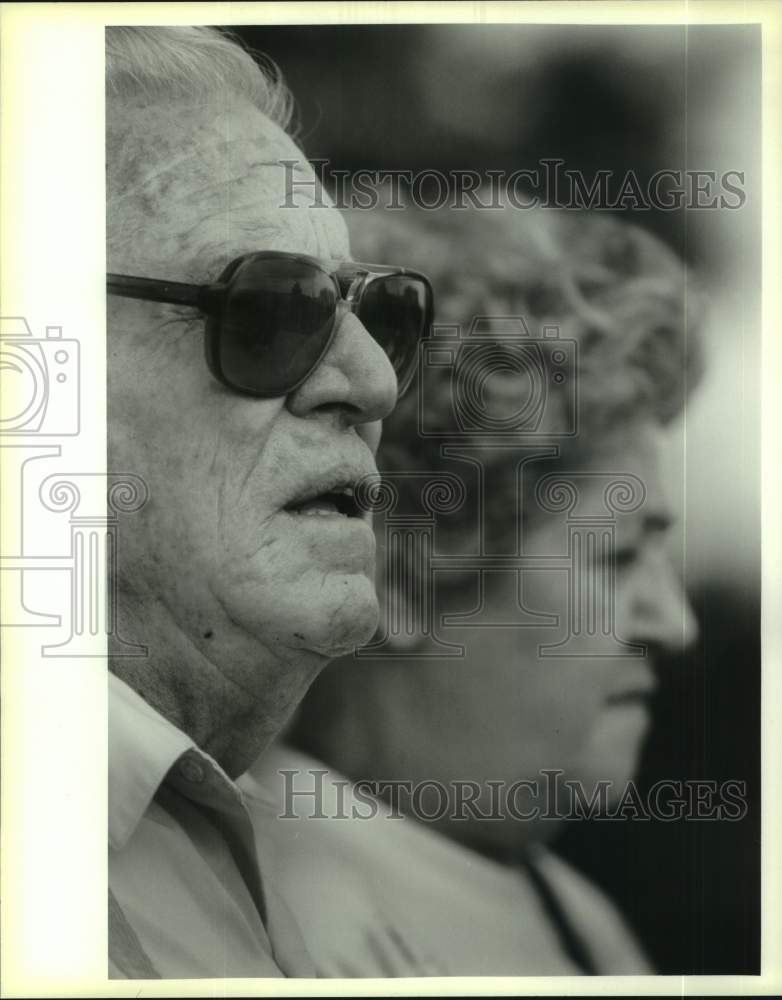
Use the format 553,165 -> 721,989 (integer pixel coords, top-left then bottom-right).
604,667 -> 658,705
605,686 -> 657,706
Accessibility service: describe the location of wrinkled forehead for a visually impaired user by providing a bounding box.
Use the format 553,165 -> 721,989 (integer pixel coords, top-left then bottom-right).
107,98 -> 350,279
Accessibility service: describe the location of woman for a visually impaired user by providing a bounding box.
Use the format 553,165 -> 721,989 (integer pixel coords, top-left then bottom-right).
245,202 -> 704,976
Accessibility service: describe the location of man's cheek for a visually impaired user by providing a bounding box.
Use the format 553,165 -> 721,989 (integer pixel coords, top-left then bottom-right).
221,523 -> 365,579
361,419 -> 383,455
219,522 -> 290,579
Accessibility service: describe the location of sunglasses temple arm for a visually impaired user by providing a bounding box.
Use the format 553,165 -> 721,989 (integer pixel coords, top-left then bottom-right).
106,274 -> 225,312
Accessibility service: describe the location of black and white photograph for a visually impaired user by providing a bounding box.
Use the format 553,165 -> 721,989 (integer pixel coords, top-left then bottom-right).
1,2 -> 780,995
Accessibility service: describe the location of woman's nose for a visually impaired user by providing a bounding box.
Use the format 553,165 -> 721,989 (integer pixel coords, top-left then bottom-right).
627,554 -> 700,654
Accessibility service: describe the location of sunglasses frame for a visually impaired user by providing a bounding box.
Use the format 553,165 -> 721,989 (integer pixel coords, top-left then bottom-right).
107,250 -> 433,398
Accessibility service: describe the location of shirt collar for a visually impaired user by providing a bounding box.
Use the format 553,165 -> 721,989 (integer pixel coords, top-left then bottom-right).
109,673 -> 244,850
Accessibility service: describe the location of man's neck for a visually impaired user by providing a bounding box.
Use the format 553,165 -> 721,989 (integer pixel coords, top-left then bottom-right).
111,592 -> 324,777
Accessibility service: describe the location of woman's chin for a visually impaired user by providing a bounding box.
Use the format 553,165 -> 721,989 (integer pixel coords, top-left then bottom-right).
580,704 -> 652,794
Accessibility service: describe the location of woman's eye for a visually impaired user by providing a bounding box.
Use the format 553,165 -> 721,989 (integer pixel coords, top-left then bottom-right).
613,548 -> 639,570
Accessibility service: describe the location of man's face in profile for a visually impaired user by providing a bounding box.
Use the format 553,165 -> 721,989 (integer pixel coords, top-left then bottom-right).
107,98 -> 397,711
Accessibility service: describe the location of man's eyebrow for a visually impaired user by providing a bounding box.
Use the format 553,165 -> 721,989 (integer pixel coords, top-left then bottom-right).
187,232 -> 282,281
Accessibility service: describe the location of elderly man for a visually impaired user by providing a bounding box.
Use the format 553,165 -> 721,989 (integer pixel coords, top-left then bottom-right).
106,27 -> 430,978
248,204 -> 702,975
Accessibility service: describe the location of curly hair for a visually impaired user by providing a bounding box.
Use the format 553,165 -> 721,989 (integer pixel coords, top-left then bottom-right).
350,203 -> 703,433
347,203 -> 705,565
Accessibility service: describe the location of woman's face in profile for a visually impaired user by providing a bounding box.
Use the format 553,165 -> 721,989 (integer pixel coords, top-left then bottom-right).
397,420 -> 698,846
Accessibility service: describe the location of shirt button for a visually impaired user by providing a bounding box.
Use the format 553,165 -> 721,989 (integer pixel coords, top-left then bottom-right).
178,755 -> 206,784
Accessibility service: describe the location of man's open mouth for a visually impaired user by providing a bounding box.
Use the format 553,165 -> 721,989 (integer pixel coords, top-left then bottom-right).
284,485 -> 362,518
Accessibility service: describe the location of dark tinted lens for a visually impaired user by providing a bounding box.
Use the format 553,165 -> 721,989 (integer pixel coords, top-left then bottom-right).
357,276 -> 428,394
218,257 -> 337,395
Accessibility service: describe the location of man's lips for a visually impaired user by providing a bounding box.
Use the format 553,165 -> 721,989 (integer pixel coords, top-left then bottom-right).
282,467 -> 378,520
285,488 -> 359,518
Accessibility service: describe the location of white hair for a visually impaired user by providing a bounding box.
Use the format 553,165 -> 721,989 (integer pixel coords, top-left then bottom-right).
105,26 -> 294,130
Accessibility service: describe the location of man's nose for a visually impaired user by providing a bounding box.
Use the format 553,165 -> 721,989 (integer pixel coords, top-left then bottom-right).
627,554 -> 699,655
286,312 -> 398,428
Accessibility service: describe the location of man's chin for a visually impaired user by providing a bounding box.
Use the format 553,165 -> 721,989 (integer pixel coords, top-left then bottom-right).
225,571 -> 380,661
301,575 -> 380,658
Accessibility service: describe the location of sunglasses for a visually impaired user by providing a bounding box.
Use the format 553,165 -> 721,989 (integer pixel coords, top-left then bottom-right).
107,251 -> 433,398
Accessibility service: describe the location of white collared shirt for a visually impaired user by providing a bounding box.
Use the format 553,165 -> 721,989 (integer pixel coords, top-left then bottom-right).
246,743 -> 653,977
108,674 -> 314,979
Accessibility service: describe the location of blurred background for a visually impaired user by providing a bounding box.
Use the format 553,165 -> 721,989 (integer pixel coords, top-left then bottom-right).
233,23 -> 761,974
